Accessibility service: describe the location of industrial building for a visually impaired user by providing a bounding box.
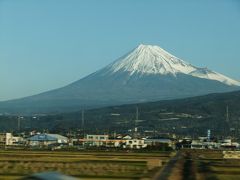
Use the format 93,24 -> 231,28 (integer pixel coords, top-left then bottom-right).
28,133 -> 68,147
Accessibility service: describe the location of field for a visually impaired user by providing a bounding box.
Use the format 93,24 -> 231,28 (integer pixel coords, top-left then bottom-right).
0,150 -> 173,180
167,150 -> 240,180
1,149 -> 240,180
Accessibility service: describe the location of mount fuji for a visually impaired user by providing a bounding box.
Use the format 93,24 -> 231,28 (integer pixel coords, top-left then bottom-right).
1,44 -> 239,114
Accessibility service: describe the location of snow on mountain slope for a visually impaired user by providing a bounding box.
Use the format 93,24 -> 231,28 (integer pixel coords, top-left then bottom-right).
107,44 -> 240,86
190,68 -> 240,86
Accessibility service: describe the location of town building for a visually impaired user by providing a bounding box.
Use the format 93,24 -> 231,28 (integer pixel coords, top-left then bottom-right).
220,139 -> 239,149
0,133 -> 24,146
83,134 -> 109,147
145,138 -> 174,149
0,133 -> 13,146
78,135 -> 147,149
28,133 -> 68,147
123,139 -> 147,149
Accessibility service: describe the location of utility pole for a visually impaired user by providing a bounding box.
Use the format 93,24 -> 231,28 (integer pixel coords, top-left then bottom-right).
136,106 -> 139,123
17,117 -> 21,132
82,110 -> 85,128
226,105 -> 229,123
225,105 -> 230,137
133,107 -> 139,138
82,110 -> 85,138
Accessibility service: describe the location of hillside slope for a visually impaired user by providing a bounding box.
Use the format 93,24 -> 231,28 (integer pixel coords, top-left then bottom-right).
1,90 -> 240,137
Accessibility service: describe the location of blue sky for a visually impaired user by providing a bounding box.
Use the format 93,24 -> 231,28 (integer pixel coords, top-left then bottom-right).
0,0 -> 240,101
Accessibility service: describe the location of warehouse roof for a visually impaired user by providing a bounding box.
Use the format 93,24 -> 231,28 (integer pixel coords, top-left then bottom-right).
28,133 -> 68,142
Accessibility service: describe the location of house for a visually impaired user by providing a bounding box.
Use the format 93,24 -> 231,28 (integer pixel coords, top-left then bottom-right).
191,140 -> 206,149
220,139 -> 239,150
191,140 -> 219,150
80,135 -> 148,149
77,135 -> 126,148
83,135 -> 109,147
145,138 -> 174,149
124,139 -> 147,149
28,133 -> 68,147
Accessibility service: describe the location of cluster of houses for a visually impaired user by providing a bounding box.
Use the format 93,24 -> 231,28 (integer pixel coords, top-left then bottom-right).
0,132 -> 239,151
74,134 -> 149,149
0,132 -> 174,150
178,137 -> 240,150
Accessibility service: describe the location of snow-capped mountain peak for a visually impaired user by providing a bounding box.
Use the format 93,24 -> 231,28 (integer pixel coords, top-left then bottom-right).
108,44 -> 197,76
107,44 -> 240,86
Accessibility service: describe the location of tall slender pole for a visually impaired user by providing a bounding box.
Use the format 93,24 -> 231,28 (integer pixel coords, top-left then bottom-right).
225,105 -> 230,137
134,107 -> 138,138
17,117 -> 21,132
82,110 -> 85,128
226,105 -> 229,122
81,110 -> 86,147
136,106 -> 139,122
82,110 -> 85,138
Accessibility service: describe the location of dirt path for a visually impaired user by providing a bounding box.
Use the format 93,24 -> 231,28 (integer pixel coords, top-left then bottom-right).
153,151 -> 182,180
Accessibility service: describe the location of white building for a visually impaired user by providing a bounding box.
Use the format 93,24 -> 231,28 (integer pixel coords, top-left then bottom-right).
124,139 -> 147,149
145,138 -> 174,149
84,135 -> 109,147
221,139 -> 239,149
0,133 -> 24,146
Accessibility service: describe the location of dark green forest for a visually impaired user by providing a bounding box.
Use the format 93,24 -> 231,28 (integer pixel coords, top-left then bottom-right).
1,90 -> 240,138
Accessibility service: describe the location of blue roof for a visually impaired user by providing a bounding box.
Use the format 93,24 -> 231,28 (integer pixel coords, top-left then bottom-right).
27,172 -> 78,180
28,134 -> 67,141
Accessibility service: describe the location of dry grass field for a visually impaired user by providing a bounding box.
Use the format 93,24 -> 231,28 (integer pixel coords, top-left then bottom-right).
0,150 -> 173,180
1,149 -> 239,180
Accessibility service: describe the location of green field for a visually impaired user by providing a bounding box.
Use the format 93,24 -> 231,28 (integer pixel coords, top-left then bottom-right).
0,150 -> 173,180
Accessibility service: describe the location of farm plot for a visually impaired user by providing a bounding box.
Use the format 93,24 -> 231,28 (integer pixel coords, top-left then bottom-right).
0,150 -> 172,180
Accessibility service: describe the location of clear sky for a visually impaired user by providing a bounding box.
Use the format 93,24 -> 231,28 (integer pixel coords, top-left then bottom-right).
0,0 -> 240,101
